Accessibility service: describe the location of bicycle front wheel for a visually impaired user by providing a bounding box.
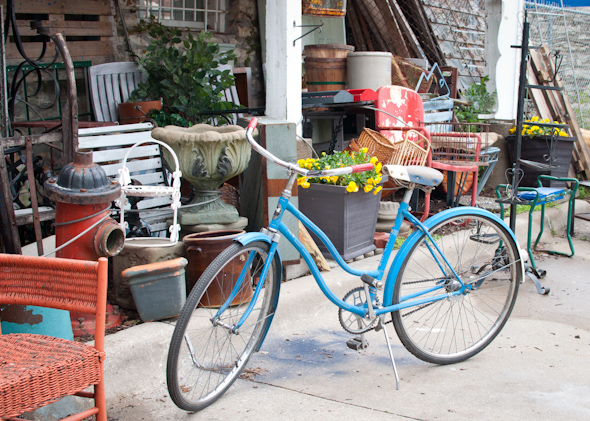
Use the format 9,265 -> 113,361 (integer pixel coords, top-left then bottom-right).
167,241 -> 279,411
392,212 -> 521,364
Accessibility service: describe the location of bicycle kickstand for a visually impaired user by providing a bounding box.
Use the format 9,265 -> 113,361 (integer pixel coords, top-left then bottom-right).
376,316 -> 400,390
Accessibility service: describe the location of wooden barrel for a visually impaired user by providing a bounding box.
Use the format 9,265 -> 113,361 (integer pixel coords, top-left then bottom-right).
304,57 -> 348,92
303,44 -> 354,59
303,45 -> 354,92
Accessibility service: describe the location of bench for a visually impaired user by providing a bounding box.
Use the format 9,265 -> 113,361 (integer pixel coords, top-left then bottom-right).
78,123 -> 180,242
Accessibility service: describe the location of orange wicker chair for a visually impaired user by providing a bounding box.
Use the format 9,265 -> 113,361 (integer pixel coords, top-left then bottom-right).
0,254 -> 108,421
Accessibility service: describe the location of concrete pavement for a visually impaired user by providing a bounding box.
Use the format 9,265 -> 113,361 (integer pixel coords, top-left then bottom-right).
98,199 -> 590,420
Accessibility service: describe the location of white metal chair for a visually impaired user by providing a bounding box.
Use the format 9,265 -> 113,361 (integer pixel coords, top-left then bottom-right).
117,139 -> 182,246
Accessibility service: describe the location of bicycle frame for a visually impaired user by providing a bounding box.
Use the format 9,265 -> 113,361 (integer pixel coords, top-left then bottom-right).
228,171 -> 518,335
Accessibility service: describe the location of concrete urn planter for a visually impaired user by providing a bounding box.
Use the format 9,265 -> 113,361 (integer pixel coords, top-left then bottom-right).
151,124 -> 251,225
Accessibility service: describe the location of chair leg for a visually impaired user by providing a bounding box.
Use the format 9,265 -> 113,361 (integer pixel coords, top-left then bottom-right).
526,203 -> 538,273
95,378 -> 107,421
470,170 -> 478,207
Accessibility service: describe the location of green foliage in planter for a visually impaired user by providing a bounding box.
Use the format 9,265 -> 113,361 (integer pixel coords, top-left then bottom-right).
148,109 -> 193,128
130,18 -> 238,125
455,75 -> 496,124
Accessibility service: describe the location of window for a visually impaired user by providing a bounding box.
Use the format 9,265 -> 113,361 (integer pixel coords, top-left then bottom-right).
137,0 -> 227,32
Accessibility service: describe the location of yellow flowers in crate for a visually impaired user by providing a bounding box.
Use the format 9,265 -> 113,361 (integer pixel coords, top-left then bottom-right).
509,116 -> 569,138
297,148 -> 383,195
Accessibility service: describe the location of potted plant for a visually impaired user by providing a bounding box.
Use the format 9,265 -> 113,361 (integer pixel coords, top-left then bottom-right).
296,149 -> 384,260
506,116 -> 575,187
126,18 -> 238,127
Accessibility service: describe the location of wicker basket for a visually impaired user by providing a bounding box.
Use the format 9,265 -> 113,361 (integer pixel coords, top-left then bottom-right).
355,128 -> 397,163
353,128 -> 430,166
389,130 -> 430,166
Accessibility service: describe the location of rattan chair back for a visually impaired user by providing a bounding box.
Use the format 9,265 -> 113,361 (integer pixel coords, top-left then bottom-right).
0,254 -> 108,421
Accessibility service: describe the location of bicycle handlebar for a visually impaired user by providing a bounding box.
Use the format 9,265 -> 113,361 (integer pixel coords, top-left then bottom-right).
245,117 -> 374,177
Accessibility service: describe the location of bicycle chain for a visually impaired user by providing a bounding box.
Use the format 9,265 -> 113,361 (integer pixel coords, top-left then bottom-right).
340,281 -> 443,332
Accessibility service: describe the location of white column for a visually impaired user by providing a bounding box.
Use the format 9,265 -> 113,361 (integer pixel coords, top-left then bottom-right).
485,0 -> 525,121
265,1 -> 302,134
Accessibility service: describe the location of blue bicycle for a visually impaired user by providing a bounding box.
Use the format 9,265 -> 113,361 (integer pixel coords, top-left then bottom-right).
167,118 -> 522,411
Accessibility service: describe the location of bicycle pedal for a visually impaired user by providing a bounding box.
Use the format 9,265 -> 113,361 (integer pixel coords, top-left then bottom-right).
346,336 -> 369,350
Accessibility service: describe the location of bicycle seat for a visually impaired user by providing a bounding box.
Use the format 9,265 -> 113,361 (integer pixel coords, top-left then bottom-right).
382,164 -> 443,187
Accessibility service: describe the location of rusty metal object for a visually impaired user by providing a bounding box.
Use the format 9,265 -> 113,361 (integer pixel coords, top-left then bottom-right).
25,137 -> 43,256
0,142 -> 21,254
51,33 -> 78,164
45,150 -> 121,205
45,150 -> 124,261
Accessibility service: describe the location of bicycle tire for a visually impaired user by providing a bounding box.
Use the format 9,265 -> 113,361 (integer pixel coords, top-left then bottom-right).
167,240 -> 279,411
392,212 -> 521,365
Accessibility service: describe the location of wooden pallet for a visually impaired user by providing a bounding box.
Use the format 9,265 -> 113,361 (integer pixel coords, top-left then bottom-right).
3,0 -> 115,65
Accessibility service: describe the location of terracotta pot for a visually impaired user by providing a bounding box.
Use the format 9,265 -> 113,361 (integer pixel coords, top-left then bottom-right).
442,170 -> 474,196
118,99 -> 162,124
183,229 -> 251,307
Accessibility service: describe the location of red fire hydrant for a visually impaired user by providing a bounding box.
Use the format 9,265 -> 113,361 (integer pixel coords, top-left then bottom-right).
46,150 -> 125,335
46,150 -> 124,260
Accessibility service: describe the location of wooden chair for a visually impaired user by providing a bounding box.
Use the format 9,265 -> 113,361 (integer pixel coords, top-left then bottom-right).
0,254 -> 108,421
88,61 -> 146,122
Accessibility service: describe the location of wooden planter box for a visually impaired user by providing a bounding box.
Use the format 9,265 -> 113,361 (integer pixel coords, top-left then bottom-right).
298,182 -> 382,260
506,134 -> 575,187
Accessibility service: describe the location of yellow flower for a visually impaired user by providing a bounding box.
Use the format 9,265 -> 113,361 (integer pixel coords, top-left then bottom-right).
346,181 -> 359,193
375,162 -> 382,173
360,147 -> 368,154
364,184 -> 373,193
531,116 -> 539,122
370,156 -> 378,165
374,175 -> 382,184
373,185 -> 383,195
559,130 -> 568,137
510,127 -> 516,134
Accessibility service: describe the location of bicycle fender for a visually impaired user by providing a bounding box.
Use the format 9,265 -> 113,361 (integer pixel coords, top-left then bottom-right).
234,231 -> 283,351
235,232 -> 272,246
383,207 -> 523,304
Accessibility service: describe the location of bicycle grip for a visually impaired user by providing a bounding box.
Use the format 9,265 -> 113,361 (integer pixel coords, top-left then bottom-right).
247,117 -> 258,130
351,163 -> 374,173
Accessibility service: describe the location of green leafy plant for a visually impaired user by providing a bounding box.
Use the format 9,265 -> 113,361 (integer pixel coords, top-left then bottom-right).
296,149 -> 383,194
455,75 -> 496,124
130,18 -> 238,125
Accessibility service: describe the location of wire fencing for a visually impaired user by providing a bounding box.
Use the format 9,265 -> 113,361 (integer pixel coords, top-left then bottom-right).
526,1 -> 590,130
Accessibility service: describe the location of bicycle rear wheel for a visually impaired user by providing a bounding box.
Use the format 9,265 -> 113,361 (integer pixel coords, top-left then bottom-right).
392,212 -> 521,364
167,241 -> 279,411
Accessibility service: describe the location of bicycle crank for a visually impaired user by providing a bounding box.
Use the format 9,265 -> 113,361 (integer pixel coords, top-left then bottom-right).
338,287 -> 379,334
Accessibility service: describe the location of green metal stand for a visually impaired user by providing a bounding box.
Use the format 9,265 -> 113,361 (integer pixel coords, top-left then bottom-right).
496,175 -> 578,294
